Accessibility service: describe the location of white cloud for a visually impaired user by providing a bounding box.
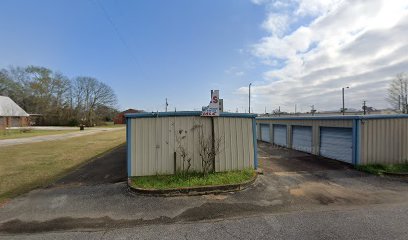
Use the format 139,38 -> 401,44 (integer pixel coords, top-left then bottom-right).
225,66 -> 245,77
244,0 -> 408,113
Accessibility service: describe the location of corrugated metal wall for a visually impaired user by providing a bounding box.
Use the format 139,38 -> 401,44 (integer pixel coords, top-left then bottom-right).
214,117 -> 255,172
360,118 -> 408,164
128,116 -> 255,176
257,116 -> 408,165
256,119 -> 352,155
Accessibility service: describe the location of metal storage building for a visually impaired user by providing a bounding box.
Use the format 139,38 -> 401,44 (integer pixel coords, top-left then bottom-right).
126,111 -> 257,177
256,115 -> 408,165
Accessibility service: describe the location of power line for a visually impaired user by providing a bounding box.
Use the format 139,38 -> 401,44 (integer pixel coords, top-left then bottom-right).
91,0 -> 149,80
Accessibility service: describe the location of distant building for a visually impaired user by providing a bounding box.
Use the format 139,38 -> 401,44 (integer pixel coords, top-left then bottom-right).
0,96 -> 30,129
113,109 -> 143,124
258,108 -> 401,118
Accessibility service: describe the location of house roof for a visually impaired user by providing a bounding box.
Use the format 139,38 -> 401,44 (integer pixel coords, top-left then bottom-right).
0,96 -> 29,117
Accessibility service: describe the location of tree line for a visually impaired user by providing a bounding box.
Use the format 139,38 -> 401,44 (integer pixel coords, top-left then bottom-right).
388,72 -> 408,114
0,66 -> 118,126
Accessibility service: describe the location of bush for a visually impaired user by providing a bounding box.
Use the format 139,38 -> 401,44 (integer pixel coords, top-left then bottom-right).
67,119 -> 80,127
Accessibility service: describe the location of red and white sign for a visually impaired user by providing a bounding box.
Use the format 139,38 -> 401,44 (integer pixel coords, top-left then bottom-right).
201,90 -> 220,117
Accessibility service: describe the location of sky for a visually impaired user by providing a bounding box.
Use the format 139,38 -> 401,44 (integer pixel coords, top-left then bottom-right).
0,0 -> 407,113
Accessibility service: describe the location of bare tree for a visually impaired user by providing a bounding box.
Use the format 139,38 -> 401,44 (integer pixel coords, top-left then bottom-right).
193,122 -> 222,176
72,77 -> 117,126
388,73 -> 408,113
175,129 -> 192,174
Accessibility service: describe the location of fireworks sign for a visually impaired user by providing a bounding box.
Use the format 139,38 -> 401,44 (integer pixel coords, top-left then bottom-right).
201,90 -> 220,117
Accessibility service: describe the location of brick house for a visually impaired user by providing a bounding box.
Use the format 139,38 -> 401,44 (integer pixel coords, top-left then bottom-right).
113,109 -> 143,124
0,96 -> 30,129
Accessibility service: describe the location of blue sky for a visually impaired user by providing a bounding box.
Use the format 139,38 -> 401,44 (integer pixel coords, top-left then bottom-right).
0,0 -> 270,112
1,0 -> 408,113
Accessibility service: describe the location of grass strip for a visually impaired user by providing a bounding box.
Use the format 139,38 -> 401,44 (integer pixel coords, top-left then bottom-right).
0,129 -> 125,202
356,163 -> 408,175
129,168 -> 255,190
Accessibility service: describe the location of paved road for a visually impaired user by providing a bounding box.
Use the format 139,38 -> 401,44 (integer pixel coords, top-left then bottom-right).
0,127 -> 124,147
1,141 -> 407,239
2,202 -> 408,239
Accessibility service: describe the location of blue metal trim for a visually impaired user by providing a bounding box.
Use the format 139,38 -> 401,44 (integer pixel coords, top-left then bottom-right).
125,111 -> 257,119
355,119 -> 361,165
126,118 -> 131,177
352,120 -> 357,165
252,118 -> 258,169
257,114 -> 408,121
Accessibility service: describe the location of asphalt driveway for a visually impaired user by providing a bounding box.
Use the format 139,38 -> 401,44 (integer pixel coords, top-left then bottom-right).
51,145 -> 127,187
1,141 -> 408,238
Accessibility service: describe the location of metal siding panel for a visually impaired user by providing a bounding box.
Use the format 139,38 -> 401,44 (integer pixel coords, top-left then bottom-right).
160,118 -> 166,174
235,118 -> 241,169
214,118 -> 222,172
320,127 -> 353,163
250,118 -> 256,168
133,119 -> 137,176
292,126 -> 312,153
225,118 -> 233,171
273,124 -> 287,147
242,119 -> 250,168
360,120 -> 367,164
234,118 -> 240,170
135,118 -> 144,176
220,118 -> 227,171
149,119 -> 156,175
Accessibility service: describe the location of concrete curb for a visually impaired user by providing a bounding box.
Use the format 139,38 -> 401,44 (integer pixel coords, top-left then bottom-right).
382,171 -> 408,177
127,173 -> 257,197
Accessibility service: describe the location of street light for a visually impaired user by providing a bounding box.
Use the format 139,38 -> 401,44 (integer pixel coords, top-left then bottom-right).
342,86 -> 349,115
249,83 -> 252,113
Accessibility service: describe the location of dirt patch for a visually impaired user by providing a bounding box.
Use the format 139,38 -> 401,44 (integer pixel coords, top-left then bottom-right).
202,194 -> 229,200
289,182 -> 377,205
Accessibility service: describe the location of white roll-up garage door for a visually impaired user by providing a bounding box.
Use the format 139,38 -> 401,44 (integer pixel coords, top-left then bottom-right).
292,126 -> 312,153
260,124 -> 271,142
320,127 -> 353,164
273,124 -> 287,147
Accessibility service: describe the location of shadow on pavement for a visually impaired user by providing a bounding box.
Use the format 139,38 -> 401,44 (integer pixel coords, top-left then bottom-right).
51,145 -> 127,186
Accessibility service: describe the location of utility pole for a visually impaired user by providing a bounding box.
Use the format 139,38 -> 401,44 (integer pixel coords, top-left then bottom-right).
294,104 -> 297,115
342,86 -> 349,115
165,98 -> 168,112
311,105 -> 316,116
265,106 -> 266,114
249,83 -> 252,113
363,100 -> 367,115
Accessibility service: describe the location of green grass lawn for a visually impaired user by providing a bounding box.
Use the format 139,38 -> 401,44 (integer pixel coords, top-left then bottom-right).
357,164 -> 408,175
0,129 -> 125,203
95,122 -> 125,128
0,129 -> 76,140
129,168 -> 256,190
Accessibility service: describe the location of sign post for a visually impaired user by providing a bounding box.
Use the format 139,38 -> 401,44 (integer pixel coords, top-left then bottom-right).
201,90 -> 220,172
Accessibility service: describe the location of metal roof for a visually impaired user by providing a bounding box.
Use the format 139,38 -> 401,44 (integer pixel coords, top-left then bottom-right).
256,114 -> 408,121
0,96 -> 29,117
125,111 -> 256,118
